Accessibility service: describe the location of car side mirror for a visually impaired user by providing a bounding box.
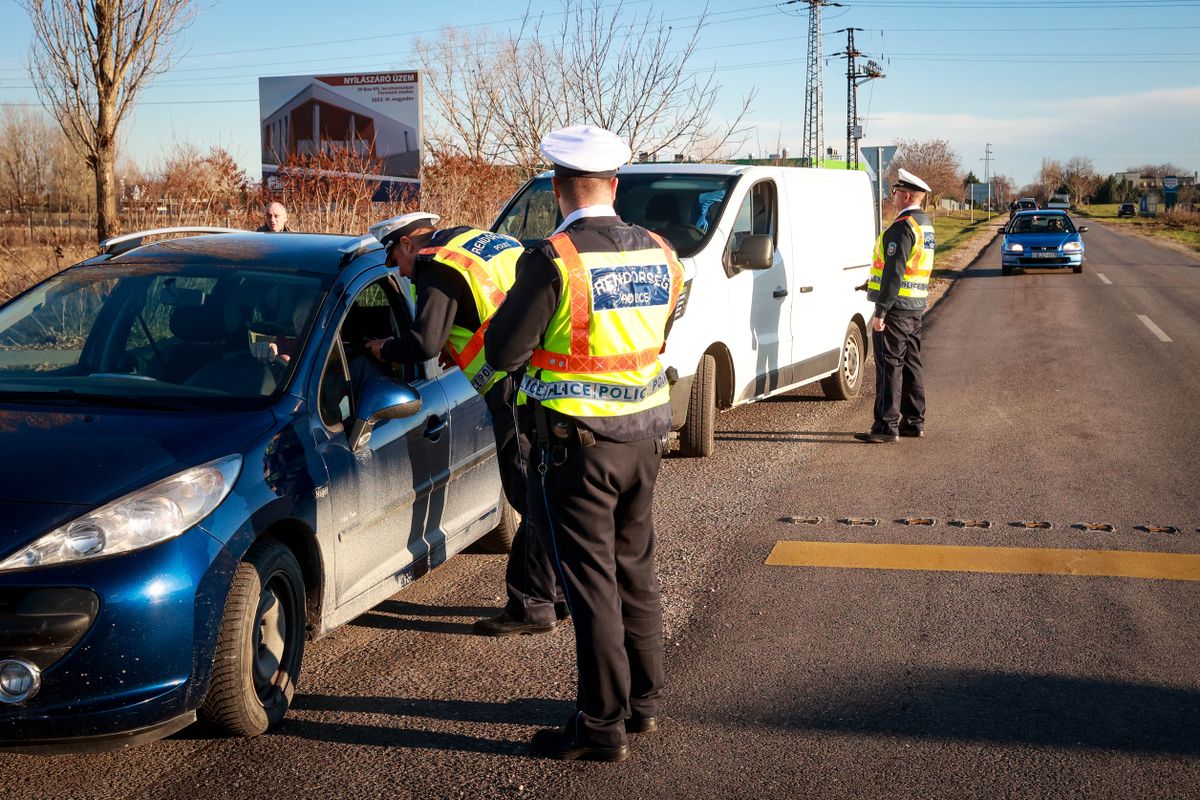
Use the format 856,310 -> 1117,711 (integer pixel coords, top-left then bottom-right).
348,376 -> 422,451
1078,226 -> 1088,233
730,234 -> 774,270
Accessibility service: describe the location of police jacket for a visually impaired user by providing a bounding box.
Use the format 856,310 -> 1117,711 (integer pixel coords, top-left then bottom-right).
867,207 -> 935,315
485,216 -> 679,443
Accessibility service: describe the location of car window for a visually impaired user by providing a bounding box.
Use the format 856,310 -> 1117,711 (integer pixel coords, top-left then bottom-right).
0,265 -> 331,408
1010,214 -> 1076,234
727,180 -> 778,260
317,276 -> 415,431
493,173 -> 738,258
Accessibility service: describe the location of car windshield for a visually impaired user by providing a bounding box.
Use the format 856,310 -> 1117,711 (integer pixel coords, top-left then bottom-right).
1009,214 -> 1076,234
494,173 -> 739,258
0,262 -> 333,410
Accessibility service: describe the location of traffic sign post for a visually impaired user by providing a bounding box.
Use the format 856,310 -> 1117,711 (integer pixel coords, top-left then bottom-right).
862,145 -> 897,233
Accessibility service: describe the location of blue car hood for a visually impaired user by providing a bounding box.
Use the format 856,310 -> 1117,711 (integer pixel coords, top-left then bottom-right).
1006,233 -> 1079,247
0,404 -> 276,505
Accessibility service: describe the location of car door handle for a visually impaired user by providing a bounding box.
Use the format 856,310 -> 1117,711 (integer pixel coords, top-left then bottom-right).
798,286 -> 814,293
773,288 -> 788,298
424,415 -> 448,441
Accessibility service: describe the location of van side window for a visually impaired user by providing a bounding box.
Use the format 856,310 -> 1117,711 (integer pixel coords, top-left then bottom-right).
729,181 -> 778,257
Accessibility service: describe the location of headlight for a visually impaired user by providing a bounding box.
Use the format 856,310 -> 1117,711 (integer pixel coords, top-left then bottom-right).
0,455 -> 242,572
1061,241 -> 1082,252
1005,242 -> 1024,252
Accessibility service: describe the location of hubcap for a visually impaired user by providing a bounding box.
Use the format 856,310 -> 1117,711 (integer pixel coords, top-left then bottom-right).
252,579 -> 288,698
844,335 -> 861,384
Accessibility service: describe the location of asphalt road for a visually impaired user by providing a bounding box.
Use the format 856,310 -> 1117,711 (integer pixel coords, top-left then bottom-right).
2,222 -> 1198,799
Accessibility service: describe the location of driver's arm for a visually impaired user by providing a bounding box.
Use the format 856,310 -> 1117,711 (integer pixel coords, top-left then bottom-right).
377,263 -> 460,364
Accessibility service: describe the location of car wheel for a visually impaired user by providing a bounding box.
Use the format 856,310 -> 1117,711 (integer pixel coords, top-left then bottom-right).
1073,264 -> 1083,274
677,353 -> 716,458
201,538 -> 306,737
820,322 -> 864,401
476,495 -> 518,553
1002,265 -> 1013,276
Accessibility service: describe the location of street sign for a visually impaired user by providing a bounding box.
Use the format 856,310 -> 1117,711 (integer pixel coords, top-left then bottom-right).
862,145 -> 898,234
1164,175 -> 1179,209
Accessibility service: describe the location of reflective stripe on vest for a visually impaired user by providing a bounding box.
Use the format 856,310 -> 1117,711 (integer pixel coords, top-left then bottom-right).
528,228 -> 684,419
867,215 -> 935,299
418,229 -> 521,395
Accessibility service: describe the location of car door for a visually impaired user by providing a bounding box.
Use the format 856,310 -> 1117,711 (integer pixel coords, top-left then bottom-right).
725,178 -> 792,400
310,274 -> 452,608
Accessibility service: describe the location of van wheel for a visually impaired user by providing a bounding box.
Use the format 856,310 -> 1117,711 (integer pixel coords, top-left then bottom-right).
201,539 -> 306,737
477,495 -> 518,553
821,323 -> 864,400
678,354 -> 716,458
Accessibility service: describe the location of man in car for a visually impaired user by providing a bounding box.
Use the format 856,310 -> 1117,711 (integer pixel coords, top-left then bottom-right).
855,168 -> 935,444
257,202 -> 292,233
364,212 -> 566,638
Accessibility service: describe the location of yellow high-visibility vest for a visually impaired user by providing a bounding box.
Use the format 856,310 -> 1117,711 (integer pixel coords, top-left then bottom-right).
418,228 -> 522,395
867,212 -> 935,307
521,229 -> 684,419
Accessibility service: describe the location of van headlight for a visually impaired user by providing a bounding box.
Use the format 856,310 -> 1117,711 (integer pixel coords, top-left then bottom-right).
0,455 -> 242,572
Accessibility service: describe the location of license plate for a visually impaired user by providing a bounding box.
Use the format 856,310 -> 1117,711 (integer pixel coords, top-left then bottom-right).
1032,252 -> 1057,258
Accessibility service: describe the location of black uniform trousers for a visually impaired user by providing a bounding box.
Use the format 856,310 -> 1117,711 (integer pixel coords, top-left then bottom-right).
871,309 -> 926,435
529,431 -> 666,748
484,379 -> 563,625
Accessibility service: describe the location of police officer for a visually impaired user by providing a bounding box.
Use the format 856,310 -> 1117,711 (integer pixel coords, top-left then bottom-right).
365,212 -> 565,636
485,125 -> 684,762
855,168 -> 935,443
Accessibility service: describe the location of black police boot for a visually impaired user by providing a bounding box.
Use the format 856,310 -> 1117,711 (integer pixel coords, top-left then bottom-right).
625,713 -> 658,734
853,431 -> 899,443
530,726 -> 629,762
471,609 -> 558,637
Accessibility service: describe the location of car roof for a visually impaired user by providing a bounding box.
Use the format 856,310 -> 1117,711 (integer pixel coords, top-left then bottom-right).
81,231 -> 379,274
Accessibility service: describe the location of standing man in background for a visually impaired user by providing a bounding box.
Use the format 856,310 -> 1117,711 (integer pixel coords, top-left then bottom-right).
856,168 -> 935,443
486,125 -> 684,762
257,201 -> 292,232
365,212 -> 565,638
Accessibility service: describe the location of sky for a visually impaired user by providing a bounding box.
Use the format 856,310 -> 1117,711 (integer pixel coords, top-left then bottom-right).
0,0 -> 1197,187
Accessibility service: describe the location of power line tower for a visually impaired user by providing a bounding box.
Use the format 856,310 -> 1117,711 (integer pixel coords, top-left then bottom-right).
833,27 -> 884,171
788,0 -> 841,167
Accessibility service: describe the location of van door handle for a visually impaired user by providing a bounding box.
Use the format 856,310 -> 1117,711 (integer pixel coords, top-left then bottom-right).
424,415 -> 448,442
773,288 -> 788,298
798,286 -> 814,293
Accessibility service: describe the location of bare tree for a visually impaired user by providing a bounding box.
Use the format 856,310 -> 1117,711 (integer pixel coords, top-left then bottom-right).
22,0 -> 195,241
889,139 -> 962,209
1063,156 -> 1102,208
414,1 -> 755,174
0,105 -> 52,212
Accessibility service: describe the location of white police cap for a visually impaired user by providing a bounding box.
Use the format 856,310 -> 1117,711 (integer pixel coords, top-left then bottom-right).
893,168 -> 932,194
540,125 -> 631,178
369,212 -> 441,248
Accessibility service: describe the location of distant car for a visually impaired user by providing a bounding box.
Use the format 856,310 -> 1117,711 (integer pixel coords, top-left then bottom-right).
1010,198 -> 1038,218
1118,203 -> 1136,217
0,227 -> 512,752
1001,210 -> 1087,275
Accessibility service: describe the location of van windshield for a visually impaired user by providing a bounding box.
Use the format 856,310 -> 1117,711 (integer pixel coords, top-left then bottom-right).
494,173 -> 738,258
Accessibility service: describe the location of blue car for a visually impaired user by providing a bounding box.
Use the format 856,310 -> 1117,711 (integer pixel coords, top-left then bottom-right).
1001,210 -> 1087,275
0,228 -> 512,752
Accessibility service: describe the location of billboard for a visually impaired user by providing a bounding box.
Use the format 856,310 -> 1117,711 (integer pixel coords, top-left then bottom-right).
259,70 -> 422,187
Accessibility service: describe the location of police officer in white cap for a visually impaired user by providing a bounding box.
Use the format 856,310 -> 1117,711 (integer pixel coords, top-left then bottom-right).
486,125 -> 685,761
855,167 -> 935,443
365,212 -> 567,636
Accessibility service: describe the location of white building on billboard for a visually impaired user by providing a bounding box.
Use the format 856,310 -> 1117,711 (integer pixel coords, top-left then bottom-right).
259,71 -> 422,184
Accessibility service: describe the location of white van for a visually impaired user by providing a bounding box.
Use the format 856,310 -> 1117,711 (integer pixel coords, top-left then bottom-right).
492,164 -> 877,457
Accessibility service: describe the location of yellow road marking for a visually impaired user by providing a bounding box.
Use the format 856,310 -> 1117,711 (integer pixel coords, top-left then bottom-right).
766,541 -> 1200,582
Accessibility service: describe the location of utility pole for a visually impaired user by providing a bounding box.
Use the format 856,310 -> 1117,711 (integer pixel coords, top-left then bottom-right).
786,0 -> 841,168
833,27 -> 884,171
982,143 -> 994,220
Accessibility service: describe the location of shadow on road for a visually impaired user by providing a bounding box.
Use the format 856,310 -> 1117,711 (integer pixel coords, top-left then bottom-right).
280,695 -> 573,755
714,668 -> 1200,755
716,431 -> 861,445
346,600 -> 496,635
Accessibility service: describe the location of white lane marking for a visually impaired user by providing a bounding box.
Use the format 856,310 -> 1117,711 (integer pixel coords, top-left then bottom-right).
1137,314 -> 1173,342
1096,273 -> 1112,285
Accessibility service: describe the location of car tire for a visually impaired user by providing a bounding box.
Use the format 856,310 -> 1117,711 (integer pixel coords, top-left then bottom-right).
477,495 -> 518,554
1073,264 -> 1083,274
201,538 -> 306,737
821,322 -> 865,401
1002,266 -> 1013,275
677,353 -> 716,458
